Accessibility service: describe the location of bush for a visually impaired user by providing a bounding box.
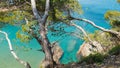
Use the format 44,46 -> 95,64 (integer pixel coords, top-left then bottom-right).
109,45 -> 120,55
117,0 -> 120,3
104,11 -> 120,28
81,53 -> 105,64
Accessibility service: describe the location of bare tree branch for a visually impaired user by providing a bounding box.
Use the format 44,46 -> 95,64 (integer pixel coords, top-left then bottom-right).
31,0 -> 42,20
42,0 -> 50,25
0,30 -> 31,68
70,22 -> 98,49
70,22 -> 92,42
25,17 -> 29,24
70,17 -> 120,39
66,9 -> 120,38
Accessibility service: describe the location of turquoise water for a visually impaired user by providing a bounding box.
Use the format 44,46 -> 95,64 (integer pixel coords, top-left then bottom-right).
0,0 -> 120,68
0,25 -> 44,68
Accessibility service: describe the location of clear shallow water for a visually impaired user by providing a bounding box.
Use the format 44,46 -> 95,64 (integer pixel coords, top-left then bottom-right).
0,0 -> 120,68
0,25 -> 45,68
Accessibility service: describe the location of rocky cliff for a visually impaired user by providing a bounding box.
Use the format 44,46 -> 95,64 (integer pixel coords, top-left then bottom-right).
77,41 -> 104,60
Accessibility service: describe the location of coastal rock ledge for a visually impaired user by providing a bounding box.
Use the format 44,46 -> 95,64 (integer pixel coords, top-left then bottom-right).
52,43 -> 63,64
77,41 -> 104,60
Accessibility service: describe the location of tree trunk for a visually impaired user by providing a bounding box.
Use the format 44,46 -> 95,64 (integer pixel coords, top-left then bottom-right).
35,23 -> 54,68
40,24 -> 54,68
30,0 -> 55,67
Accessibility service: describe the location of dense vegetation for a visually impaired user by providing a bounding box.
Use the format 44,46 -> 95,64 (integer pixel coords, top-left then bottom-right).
81,53 -> 105,64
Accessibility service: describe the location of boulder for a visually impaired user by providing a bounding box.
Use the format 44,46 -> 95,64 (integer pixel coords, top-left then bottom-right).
52,43 -> 63,64
77,41 -> 104,60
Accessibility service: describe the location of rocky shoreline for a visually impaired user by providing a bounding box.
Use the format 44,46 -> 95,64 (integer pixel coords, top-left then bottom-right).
77,41 -> 104,60
55,41 -> 120,68
72,54 -> 120,68
55,54 -> 120,68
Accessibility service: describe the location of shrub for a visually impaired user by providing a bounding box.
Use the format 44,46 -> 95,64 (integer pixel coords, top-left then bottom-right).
104,11 -> 120,28
117,0 -> 120,3
81,53 -> 105,64
109,45 -> 120,55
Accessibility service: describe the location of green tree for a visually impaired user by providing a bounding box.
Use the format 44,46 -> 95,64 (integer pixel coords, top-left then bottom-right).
0,0 -> 82,68
105,11 -> 120,31
117,0 -> 120,3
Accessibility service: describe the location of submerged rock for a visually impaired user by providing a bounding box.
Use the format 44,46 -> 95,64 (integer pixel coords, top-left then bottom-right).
77,41 -> 104,60
67,40 -> 76,52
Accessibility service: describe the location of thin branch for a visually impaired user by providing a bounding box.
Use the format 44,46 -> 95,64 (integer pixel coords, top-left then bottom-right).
42,0 -> 50,24
25,17 -> 29,24
66,9 -> 120,37
25,0 -> 31,5
70,23 -> 92,42
31,0 -> 41,20
70,17 -> 120,38
0,30 -> 31,68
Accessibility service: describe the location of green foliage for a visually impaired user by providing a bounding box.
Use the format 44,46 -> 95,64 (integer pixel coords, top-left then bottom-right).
2,0 -> 82,22
109,45 -> 120,55
84,31 -> 112,46
52,0 -> 82,14
81,53 -> 105,64
0,0 -> 82,24
16,20 -> 40,42
22,20 -> 38,32
16,30 -> 32,42
0,10 -> 33,24
48,0 -> 82,22
0,1 -> 7,7
117,0 -> 120,3
0,0 -> 82,42
0,11 -> 23,24
104,11 -> 120,28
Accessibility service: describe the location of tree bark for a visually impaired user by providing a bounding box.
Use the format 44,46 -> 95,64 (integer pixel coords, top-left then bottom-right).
31,0 -> 54,68
0,30 -> 31,68
39,23 -> 54,68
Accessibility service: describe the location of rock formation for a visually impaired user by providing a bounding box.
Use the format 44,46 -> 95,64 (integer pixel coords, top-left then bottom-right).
52,43 -> 63,64
77,41 -> 104,60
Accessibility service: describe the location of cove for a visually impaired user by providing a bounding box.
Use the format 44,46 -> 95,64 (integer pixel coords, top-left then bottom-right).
0,0 -> 120,68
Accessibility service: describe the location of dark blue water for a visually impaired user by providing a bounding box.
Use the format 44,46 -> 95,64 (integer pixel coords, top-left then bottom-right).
0,0 -> 120,67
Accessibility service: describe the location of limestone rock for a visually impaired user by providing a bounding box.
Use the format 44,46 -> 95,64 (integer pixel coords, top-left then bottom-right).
40,60 -> 53,68
52,43 -> 63,64
77,41 -> 104,60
